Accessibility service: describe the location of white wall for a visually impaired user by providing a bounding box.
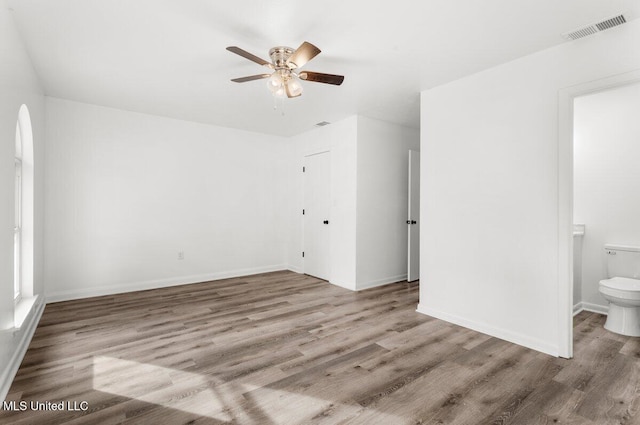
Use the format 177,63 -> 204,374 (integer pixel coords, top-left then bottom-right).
574,82 -> 640,310
286,115 -> 419,290
356,116 -> 419,289
0,2 -> 46,399
285,116 -> 358,289
44,98 -> 288,301
419,19 -> 640,356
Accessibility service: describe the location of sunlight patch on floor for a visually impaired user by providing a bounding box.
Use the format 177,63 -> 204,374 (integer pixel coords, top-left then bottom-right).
92,356 -> 232,421
92,356 -> 403,423
238,383 -> 404,424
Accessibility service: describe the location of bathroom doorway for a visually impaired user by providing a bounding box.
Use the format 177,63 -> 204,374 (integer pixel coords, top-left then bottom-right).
573,82 -> 640,315
558,70 -> 640,358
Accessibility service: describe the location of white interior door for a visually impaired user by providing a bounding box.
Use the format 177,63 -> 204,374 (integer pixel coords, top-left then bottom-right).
408,150 -> 420,282
304,151 -> 331,280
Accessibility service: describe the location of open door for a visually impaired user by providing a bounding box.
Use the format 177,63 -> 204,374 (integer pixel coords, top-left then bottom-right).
407,150 -> 420,282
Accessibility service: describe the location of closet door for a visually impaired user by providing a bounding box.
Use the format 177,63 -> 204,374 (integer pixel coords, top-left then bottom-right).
303,151 -> 331,280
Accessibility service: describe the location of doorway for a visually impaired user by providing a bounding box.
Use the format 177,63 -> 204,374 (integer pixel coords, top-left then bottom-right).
558,70 -> 640,359
573,82 -> 640,317
303,151 -> 331,280
407,150 -> 420,282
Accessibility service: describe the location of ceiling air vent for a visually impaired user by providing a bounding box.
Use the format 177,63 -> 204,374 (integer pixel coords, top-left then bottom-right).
315,121 -> 331,127
563,14 -> 627,41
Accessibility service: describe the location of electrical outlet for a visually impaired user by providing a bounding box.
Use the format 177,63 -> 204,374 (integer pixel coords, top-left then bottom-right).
178,251 -> 184,260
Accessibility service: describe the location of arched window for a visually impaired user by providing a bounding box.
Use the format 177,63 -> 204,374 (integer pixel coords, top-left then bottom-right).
14,119 -> 23,300
14,105 -> 34,308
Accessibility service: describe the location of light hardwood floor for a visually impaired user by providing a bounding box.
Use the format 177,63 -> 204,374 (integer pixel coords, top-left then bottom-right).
2,270 -> 640,424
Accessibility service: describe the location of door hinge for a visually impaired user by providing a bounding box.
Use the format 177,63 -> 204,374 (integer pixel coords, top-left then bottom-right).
302,251 -> 305,257
302,166 -> 305,172
302,209 -> 305,215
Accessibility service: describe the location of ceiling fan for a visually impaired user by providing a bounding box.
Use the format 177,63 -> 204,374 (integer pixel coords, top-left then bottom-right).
226,41 -> 344,98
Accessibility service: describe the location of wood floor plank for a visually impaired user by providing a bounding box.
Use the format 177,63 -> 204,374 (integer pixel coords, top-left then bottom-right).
553,336 -> 624,392
574,353 -> 640,424
2,270 -> 640,424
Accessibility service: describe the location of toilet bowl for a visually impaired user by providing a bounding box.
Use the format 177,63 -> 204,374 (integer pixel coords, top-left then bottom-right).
598,244 -> 640,337
599,277 -> 640,336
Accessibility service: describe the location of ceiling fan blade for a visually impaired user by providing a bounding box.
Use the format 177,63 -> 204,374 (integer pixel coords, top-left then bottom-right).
286,41 -> 321,69
298,71 -> 344,86
231,74 -> 271,83
226,46 -> 273,68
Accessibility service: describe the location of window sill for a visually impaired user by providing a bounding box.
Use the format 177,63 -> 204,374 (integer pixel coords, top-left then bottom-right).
14,295 -> 39,329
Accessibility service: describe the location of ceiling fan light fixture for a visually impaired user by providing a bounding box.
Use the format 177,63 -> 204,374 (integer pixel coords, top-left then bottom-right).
287,74 -> 303,97
267,70 -> 303,98
267,72 -> 283,94
274,86 -> 286,98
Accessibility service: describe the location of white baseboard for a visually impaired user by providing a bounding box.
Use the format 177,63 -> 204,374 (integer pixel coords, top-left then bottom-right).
416,304 -> 558,357
356,274 -> 408,291
573,302 -> 583,316
0,299 -> 45,401
286,265 -> 303,274
284,269 -> 406,292
328,279 -> 357,291
45,264 -> 288,303
578,301 -> 608,316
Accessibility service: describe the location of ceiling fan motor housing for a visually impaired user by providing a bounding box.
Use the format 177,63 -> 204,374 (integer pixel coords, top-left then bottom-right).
269,47 -> 295,69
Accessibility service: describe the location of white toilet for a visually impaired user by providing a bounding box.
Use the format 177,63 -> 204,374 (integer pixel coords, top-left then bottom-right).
599,244 -> 640,336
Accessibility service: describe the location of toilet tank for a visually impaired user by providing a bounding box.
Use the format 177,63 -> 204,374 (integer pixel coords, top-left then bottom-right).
605,244 -> 640,279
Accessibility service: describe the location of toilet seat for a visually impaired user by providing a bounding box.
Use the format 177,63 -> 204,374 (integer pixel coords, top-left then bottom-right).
599,277 -> 640,300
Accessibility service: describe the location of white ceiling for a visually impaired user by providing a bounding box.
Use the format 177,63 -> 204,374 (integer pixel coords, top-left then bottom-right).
6,0 -> 639,137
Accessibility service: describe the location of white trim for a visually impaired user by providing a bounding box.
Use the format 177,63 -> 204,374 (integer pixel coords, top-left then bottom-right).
582,302 -> 609,315
45,265 -> 288,303
573,302 -> 583,316
0,299 -> 44,401
416,304 -> 558,357
286,265 -> 303,274
302,149 -> 331,158
574,301 -> 608,316
558,69 -> 640,359
604,244 -> 640,253
356,274 -> 407,291
328,279 -> 356,291
14,295 -> 38,329
558,84 -> 574,358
